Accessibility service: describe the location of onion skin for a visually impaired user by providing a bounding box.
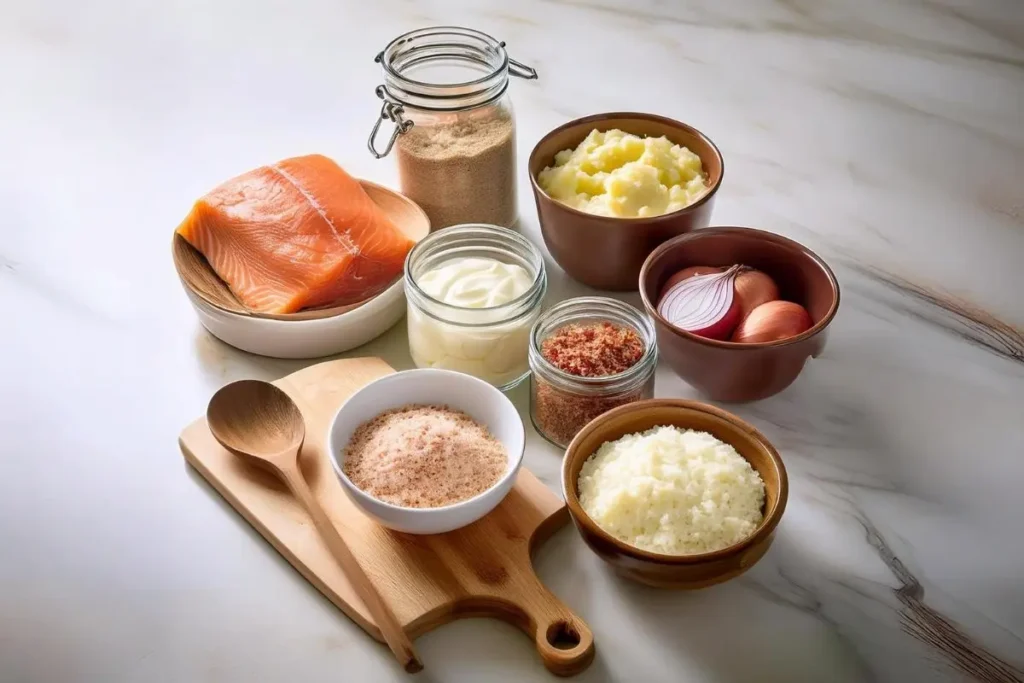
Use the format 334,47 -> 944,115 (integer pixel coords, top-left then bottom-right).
734,269 -> 780,321
731,300 -> 812,343
659,266 -> 725,299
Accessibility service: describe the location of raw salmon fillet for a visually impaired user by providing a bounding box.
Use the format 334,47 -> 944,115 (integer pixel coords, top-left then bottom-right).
176,154 -> 416,314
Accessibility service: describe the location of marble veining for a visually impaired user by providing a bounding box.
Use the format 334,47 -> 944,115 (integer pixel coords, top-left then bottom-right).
842,261 -> 1024,364
1,0 -> 1022,681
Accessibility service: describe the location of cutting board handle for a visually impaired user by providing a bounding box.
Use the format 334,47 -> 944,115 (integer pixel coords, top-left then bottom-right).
520,578 -> 595,677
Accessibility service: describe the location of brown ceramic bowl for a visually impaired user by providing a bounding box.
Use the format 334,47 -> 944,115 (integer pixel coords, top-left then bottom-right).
528,113 -> 724,291
562,399 -> 787,589
639,227 -> 840,402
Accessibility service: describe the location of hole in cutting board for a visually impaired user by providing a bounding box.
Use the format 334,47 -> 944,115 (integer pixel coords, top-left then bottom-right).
546,621 -> 581,650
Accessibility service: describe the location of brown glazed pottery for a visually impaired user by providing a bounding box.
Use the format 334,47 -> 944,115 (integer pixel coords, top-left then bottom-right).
528,113 -> 724,291
562,399 -> 787,589
639,227 -> 840,402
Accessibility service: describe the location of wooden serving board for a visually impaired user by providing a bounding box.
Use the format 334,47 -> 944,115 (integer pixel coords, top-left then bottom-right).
179,358 -> 595,676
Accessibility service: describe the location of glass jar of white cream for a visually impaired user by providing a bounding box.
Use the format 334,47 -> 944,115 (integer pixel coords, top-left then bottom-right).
404,224 -> 547,390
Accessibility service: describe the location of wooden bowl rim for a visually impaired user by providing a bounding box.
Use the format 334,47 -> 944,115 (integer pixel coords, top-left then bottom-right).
172,179 -> 429,320
527,111 -> 725,224
638,226 -> 841,350
561,398 -> 789,565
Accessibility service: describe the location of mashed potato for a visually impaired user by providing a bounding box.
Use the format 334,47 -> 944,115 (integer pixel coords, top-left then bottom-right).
577,426 -> 765,555
537,129 -> 709,218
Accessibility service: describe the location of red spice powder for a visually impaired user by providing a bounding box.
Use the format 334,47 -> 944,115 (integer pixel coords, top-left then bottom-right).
531,379 -> 653,447
342,405 -> 507,508
540,321 -> 644,377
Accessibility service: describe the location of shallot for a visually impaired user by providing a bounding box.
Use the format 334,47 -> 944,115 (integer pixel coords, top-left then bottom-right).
733,268 -> 779,321
657,266 -> 742,340
731,300 -> 812,343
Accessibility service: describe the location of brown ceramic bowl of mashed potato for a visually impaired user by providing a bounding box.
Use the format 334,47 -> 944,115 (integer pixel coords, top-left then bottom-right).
639,227 -> 840,402
529,112 -> 724,291
562,399 -> 788,589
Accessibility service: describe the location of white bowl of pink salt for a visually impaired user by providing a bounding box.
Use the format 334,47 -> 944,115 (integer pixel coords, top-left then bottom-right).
327,368 -> 525,534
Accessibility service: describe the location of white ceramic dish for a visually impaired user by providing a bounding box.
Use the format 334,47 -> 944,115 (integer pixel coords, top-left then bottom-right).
183,278 -> 407,359
326,369 -> 525,534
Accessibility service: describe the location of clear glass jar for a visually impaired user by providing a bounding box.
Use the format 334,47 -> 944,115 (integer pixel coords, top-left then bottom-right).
404,224 -> 547,390
529,297 -> 658,448
368,26 -> 537,230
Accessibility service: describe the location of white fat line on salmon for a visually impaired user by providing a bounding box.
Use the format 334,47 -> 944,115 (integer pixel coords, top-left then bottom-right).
268,163 -> 357,256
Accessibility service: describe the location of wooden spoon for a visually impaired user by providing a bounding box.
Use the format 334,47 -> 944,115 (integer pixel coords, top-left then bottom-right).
206,379 -> 423,673
173,179 -> 431,320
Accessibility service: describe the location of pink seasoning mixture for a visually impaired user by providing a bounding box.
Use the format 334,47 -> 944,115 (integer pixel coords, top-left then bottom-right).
341,404 -> 507,508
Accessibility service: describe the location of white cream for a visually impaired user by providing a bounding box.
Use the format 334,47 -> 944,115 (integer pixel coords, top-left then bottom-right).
408,257 -> 538,387
417,257 -> 532,308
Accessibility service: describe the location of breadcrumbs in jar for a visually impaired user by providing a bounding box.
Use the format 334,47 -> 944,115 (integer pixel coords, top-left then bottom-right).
528,298 -> 657,448
368,27 -> 537,229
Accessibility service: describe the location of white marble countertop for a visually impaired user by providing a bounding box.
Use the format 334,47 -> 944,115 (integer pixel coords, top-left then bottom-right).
2,1 -> 1023,681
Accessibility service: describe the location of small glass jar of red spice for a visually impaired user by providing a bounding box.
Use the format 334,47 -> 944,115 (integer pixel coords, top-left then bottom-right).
528,297 -> 657,448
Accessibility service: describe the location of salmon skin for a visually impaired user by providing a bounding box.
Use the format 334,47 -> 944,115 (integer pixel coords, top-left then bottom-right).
176,154 -> 415,314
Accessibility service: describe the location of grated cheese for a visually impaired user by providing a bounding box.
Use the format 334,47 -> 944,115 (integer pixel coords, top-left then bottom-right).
578,426 -> 765,555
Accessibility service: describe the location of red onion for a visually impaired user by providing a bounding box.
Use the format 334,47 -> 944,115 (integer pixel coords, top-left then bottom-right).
657,266 -> 742,340
658,265 -> 726,299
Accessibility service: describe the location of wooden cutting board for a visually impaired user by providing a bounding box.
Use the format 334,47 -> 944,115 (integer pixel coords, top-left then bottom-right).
179,357 -> 595,676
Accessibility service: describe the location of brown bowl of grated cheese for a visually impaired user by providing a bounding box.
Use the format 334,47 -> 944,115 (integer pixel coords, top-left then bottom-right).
562,398 -> 788,589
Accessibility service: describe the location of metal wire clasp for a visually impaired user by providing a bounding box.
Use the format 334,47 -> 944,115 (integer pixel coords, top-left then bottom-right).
499,42 -> 538,80
367,85 -> 414,159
